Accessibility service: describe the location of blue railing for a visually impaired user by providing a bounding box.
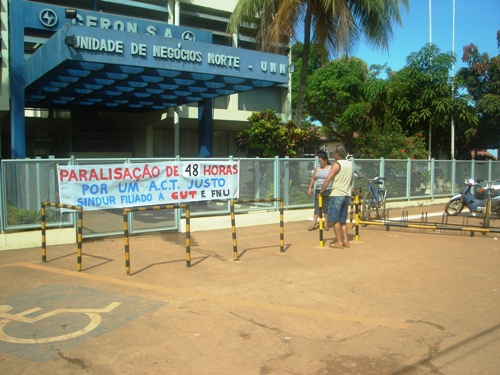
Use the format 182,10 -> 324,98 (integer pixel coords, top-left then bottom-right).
1,157 -> 499,237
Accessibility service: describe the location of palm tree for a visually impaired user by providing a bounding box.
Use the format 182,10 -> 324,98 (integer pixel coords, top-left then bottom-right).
228,0 -> 409,126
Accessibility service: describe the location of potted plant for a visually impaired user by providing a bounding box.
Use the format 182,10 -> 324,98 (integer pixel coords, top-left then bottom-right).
436,173 -> 446,189
419,170 -> 431,189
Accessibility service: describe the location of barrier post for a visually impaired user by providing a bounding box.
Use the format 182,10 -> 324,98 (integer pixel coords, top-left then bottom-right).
185,206 -> 191,267
122,204 -> 190,275
318,195 -> 324,248
123,208 -> 131,275
355,192 -> 360,243
41,203 -> 47,262
230,198 -> 284,257
230,200 -> 239,260
279,200 -> 284,253
76,209 -> 83,271
41,202 -> 83,271
356,207 -> 500,236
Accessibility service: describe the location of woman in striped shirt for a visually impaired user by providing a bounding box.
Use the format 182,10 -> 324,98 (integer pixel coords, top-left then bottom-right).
307,153 -> 332,231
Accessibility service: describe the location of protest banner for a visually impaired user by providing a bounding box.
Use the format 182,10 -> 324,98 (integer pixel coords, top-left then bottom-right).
57,160 -> 240,210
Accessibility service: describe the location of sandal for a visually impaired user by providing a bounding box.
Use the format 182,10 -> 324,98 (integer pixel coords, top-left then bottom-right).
342,242 -> 350,248
308,226 -> 318,231
329,243 -> 343,249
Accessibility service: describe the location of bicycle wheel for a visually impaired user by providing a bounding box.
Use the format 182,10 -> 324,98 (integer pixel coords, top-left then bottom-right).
361,192 -> 371,222
375,190 -> 386,220
444,199 -> 464,216
484,199 -> 491,228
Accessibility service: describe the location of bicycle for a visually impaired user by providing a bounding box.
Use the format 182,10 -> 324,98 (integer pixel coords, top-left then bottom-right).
361,176 -> 387,221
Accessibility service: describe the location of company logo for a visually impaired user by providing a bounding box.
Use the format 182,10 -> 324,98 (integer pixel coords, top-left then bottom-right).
39,9 -> 58,28
182,31 -> 195,42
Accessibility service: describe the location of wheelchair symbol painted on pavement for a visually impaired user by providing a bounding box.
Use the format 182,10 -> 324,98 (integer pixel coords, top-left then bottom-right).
0,302 -> 121,344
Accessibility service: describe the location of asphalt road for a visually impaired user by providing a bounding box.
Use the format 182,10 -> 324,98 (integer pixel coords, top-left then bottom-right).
0,204 -> 498,374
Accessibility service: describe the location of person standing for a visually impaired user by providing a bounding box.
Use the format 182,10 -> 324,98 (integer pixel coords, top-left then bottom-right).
317,146 -> 353,248
307,154 -> 331,231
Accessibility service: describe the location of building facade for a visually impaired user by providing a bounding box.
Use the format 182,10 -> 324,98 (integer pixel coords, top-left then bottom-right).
0,0 -> 291,159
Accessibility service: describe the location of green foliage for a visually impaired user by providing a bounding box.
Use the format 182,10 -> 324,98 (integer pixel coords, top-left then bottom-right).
306,56 -> 368,124
419,169 -> 431,184
266,183 -> 310,205
384,44 -> 478,158
291,42 -> 329,119
228,0 -> 410,125
7,203 -> 60,226
7,204 -> 40,225
457,33 -> 500,153
302,51 -> 440,159
235,110 -> 319,157
387,45 -> 453,126
305,56 -> 370,149
353,128 -> 428,160
288,185 -> 310,205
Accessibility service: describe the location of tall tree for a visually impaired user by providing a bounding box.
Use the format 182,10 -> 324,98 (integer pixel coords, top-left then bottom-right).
305,56 -> 369,150
228,0 -> 410,126
303,55 -> 428,159
290,42 -> 329,121
384,44 -> 477,158
457,31 -> 500,155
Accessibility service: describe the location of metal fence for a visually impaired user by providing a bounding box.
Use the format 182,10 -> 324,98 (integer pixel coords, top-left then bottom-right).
2,157 -> 499,238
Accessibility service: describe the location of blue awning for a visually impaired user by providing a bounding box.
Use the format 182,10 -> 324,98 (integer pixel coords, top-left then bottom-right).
24,25 -> 289,112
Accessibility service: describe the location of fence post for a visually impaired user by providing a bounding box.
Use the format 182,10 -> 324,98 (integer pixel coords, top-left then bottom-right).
255,157 -> 261,199
451,159 -> 457,193
430,158 -> 435,198
281,156 -> 288,208
406,158 -> 412,199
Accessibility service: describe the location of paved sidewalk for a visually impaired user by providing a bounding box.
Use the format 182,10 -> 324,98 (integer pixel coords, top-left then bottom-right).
0,204 -> 499,374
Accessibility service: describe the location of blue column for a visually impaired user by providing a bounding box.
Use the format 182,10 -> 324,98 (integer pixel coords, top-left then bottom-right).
197,99 -> 213,157
9,0 -> 26,158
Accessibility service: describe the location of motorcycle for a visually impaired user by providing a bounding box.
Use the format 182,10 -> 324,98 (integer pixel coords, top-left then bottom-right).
445,177 -> 500,218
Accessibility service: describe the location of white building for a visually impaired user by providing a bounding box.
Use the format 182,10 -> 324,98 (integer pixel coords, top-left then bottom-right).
0,0 -> 291,159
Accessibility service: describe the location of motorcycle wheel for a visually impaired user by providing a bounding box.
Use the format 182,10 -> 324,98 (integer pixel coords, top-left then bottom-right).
493,206 -> 500,217
445,199 -> 464,216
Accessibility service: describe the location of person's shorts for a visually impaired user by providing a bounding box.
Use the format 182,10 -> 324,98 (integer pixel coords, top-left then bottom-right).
328,196 -> 350,223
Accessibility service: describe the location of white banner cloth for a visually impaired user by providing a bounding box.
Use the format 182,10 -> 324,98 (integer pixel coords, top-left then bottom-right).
57,161 -> 240,210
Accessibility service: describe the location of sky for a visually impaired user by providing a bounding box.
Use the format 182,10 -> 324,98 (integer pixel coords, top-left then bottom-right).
353,0 -> 500,72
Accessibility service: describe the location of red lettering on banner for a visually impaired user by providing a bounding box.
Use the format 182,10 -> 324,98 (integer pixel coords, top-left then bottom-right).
133,167 -> 142,180
79,169 -> 88,181
89,169 -> 99,180
114,168 -> 123,180
166,166 -> 179,177
68,170 -> 78,181
59,162 -> 237,183
122,169 -> 133,179
172,191 -> 197,200
203,164 -> 239,176
99,168 -> 110,180
59,170 -> 69,181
